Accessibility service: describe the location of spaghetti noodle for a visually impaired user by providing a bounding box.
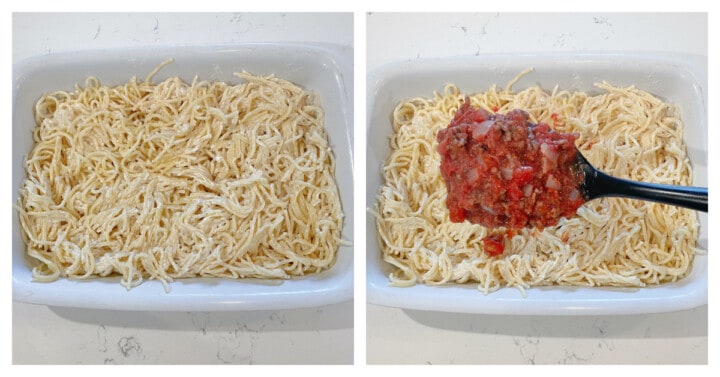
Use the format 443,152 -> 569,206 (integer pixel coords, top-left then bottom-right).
373,71 -> 700,294
18,63 -> 345,291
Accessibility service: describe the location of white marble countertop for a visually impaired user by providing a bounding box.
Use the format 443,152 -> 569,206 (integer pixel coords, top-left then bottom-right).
12,12 -> 354,365
11,11 -> 709,366
365,12 -> 707,365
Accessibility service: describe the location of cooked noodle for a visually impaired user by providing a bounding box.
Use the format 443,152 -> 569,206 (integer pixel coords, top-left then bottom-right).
373,71 -> 700,295
18,62 -> 345,291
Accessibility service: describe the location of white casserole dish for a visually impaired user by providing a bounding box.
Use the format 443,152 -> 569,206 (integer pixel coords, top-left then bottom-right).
366,53 -> 707,315
12,43 -> 354,311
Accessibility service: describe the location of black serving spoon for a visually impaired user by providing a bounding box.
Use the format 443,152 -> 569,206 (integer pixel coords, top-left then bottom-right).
575,151 -> 707,212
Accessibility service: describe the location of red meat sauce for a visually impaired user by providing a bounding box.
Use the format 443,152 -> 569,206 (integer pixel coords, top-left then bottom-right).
436,98 -> 585,256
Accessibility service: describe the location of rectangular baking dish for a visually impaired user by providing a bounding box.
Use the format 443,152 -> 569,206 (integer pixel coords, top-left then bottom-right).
12,43 -> 354,311
366,53 -> 707,315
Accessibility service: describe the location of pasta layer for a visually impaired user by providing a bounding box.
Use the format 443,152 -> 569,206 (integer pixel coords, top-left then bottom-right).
19,65 -> 344,290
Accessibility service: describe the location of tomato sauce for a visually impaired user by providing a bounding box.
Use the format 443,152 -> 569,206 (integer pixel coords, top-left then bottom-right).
437,98 -> 585,255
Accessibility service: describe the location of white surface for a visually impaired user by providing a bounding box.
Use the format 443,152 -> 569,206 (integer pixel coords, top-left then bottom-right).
366,12 -> 707,363
13,44 -> 354,311
14,301 -> 353,365
9,10 -> 712,367
367,304 -> 707,364
366,53 -> 708,315
12,12 -> 353,364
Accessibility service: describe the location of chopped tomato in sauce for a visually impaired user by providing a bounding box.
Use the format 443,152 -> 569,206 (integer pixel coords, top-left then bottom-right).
437,98 -> 585,255
551,113 -> 565,128
481,234 -> 504,256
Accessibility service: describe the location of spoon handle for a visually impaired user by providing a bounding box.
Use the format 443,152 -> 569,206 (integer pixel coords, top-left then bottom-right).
586,169 -> 708,212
